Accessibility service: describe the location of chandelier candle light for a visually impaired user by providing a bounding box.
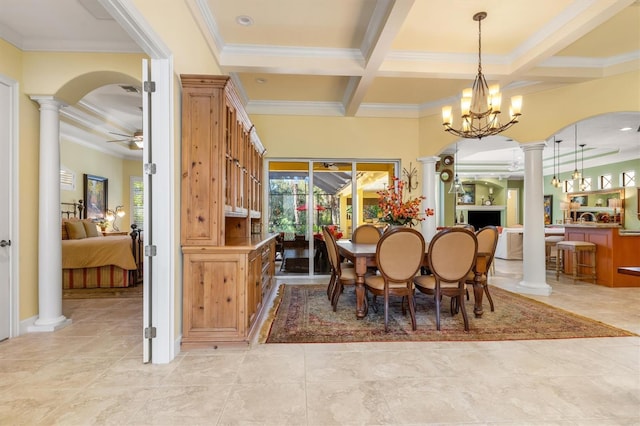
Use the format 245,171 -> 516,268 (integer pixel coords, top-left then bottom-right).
442,12 -> 522,139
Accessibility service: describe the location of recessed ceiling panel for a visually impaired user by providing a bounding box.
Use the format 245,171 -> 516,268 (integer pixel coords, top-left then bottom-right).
238,73 -> 349,102
362,77 -> 468,105
207,0 -> 376,49
392,0 -> 572,54
556,4 -> 640,58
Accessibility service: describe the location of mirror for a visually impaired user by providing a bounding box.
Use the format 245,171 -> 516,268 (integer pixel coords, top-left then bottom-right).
566,188 -> 625,224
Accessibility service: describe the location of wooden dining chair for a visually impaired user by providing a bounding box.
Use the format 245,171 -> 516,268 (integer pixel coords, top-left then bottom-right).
464,225 -> 498,311
352,223 -> 382,273
414,228 -> 477,331
364,227 -> 425,332
352,224 -> 382,244
323,226 -> 357,311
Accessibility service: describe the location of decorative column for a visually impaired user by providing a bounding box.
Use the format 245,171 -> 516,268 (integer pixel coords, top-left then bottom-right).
28,96 -> 71,332
510,142 -> 553,296
417,156 -> 440,243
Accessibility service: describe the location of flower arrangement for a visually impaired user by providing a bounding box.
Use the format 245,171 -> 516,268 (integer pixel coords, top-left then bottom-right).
314,224 -> 343,241
377,177 -> 434,227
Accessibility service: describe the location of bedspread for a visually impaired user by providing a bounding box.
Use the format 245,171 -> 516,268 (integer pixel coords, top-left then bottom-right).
62,236 -> 137,270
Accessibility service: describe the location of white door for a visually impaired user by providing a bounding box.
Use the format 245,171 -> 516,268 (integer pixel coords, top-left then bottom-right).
141,59 -> 151,363
0,78 -> 13,341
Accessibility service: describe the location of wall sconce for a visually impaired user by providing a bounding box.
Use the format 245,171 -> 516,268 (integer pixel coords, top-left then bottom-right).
106,205 -> 126,231
402,162 -> 418,193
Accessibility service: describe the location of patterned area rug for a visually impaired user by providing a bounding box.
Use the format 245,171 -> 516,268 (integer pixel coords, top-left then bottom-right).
264,284 -> 635,343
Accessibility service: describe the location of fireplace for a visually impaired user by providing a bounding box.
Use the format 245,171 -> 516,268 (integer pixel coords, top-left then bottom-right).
468,210 -> 501,230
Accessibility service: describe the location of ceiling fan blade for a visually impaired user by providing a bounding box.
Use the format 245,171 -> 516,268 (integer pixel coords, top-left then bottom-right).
106,138 -> 131,143
109,131 -> 133,138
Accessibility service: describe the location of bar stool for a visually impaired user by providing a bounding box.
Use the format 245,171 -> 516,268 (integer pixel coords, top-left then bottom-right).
556,241 -> 596,283
545,235 -> 564,270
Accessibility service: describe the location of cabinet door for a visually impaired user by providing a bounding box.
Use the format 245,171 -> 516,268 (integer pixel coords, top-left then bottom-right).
247,250 -> 262,326
183,253 -> 246,341
181,84 -> 225,246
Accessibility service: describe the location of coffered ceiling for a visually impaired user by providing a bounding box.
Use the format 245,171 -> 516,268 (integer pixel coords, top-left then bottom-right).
1,0 -> 638,173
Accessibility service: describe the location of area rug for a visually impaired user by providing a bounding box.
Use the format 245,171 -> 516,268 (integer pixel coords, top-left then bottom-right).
264,284 -> 635,343
63,285 -> 143,299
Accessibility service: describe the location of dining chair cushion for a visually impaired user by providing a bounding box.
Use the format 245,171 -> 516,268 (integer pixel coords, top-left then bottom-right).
365,275 -> 414,291
339,267 -> 357,281
414,274 -> 460,290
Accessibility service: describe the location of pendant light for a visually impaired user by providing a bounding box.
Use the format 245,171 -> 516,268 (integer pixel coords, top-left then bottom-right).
554,138 -> 562,188
579,144 -> 587,191
448,142 -> 465,195
571,125 -> 581,180
550,136 -> 558,187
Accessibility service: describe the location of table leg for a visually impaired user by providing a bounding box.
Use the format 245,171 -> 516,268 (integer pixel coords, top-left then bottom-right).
473,273 -> 484,318
472,254 -> 488,318
355,257 -> 368,319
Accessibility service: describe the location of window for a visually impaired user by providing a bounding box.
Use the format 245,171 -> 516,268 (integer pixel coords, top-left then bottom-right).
130,176 -> 144,228
599,174 -> 612,190
563,180 -> 574,193
60,166 -> 75,191
268,159 -> 397,276
622,171 -> 635,187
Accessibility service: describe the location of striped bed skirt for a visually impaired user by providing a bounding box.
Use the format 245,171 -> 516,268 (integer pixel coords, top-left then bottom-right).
62,265 -> 132,289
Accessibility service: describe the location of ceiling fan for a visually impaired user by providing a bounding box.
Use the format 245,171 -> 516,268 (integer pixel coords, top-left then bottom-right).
106,130 -> 143,149
507,149 -> 523,172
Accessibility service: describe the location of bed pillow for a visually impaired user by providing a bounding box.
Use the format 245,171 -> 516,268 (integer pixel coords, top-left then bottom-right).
82,220 -> 102,238
65,220 -> 87,239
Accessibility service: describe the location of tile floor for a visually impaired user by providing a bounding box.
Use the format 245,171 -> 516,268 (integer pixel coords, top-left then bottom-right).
1,260 -> 639,425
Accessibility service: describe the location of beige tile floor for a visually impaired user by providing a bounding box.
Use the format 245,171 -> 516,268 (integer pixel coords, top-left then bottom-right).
1,260 -> 639,425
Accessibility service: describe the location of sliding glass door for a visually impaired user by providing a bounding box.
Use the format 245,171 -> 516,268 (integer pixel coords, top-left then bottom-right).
267,159 -> 397,276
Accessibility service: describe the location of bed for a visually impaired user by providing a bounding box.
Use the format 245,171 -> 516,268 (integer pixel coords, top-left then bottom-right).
61,202 -> 142,289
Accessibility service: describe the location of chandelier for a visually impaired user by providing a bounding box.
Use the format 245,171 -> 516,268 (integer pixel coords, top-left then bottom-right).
442,12 -> 522,139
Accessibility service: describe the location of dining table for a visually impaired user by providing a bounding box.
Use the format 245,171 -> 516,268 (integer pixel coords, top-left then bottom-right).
336,239 -> 490,319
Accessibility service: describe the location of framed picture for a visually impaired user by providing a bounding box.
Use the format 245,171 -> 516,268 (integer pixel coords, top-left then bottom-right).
459,183 -> 475,205
543,194 -> 553,225
570,195 -> 588,206
83,174 -> 108,219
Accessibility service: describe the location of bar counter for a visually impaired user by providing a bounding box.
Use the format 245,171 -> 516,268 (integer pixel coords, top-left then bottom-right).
562,224 -> 640,287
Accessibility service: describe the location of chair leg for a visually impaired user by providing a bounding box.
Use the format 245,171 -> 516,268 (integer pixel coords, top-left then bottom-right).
331,281 -> 343,312
384,294 -> 390,332
327,272 -> 336,300
434,290 -> 441,331
458,294 -> 469,331
407,293 -> 416,331
483,283 -> 495,312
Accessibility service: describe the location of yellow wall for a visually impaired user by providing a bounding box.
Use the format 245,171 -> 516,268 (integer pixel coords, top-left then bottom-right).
60,139 -> 142,230
0,44 -> 146,320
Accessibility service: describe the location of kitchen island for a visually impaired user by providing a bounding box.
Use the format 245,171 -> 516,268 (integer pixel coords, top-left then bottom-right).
562,224 -> 640,287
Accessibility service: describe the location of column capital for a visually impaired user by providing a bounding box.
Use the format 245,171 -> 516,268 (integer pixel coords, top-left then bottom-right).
520,142 -> 546,153
417,156 -> 441,165
29,95 -> 67,110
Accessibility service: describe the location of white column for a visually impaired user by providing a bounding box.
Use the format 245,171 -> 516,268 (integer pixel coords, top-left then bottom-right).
417,156 -> 439,243
508,142 -> 553,296
28,96 -> 71,332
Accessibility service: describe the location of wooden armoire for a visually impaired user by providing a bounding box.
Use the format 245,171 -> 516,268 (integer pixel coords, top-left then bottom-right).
180,75 -> 276,348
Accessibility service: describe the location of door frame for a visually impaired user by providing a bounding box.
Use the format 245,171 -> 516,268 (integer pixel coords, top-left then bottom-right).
0,74 -> 19,339
102,0 -> 176,363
